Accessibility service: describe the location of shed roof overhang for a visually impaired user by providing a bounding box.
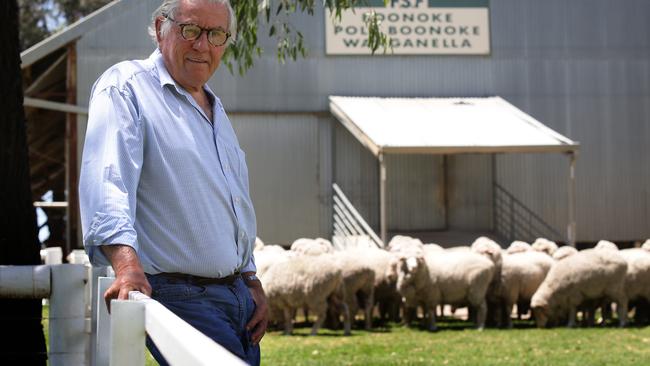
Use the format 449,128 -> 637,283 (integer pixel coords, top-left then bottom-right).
329,96 -> 579,156
329,95 -> 579,247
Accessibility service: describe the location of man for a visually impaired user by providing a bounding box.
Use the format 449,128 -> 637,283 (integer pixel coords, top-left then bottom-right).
78,0 -> 267,364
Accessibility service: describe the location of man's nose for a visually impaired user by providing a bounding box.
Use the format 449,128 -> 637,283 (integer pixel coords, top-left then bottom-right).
192,30 -> 210,51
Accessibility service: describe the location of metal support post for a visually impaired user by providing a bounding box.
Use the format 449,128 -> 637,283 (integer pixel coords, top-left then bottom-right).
567,152 -> 577,247
379,152 -> 387,245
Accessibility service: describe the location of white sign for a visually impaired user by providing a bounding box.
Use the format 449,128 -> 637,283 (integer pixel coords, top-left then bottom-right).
325,0 -> 491,55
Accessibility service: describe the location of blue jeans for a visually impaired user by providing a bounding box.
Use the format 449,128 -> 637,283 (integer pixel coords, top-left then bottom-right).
145,274 -> 260,365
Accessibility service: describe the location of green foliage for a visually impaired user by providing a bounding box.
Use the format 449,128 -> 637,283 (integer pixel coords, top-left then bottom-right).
18,0 -> 112,50
225,0 -> 390,75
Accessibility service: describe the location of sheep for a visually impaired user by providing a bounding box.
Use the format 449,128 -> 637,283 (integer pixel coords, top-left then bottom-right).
290,237 -> 334,256
328,249 -> 376,330
254,244 -> 292,277
530,248 -> 628,328
395,252 -> 433,329
532,238 -> 558,256
420,249 -> 496,330
595,240 -> 619,251
506,241 -> 532,255
471,237 -> 504,325
424,243 -> 444,253
471,237 -> 503,273
363,247 -> 401,323
387,235 -> 425,256
552,246 -> 578,261
260,253 -> 350,336
493,250 -> 555,328
254,236 -> 265,251
618,248 -> 650,324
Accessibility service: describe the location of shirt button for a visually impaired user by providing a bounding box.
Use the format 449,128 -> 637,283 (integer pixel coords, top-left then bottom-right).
234,197 -> 240,204
224,165 -> 230,172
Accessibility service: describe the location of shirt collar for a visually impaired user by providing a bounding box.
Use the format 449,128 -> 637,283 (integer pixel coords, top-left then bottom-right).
150,48 -> 177,89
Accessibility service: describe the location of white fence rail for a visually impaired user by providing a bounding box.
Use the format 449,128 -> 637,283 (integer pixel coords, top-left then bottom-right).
1,248 -> 246,366
0,264 -> 87,365
332,183 -> 384,249
96,277 -> 246,366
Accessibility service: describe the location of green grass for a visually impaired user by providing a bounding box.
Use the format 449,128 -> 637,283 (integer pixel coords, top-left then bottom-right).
259,320 -> 650,365
41,307 -> 650,365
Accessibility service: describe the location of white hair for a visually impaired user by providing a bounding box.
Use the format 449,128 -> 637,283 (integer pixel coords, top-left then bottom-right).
147,0 -> 237,46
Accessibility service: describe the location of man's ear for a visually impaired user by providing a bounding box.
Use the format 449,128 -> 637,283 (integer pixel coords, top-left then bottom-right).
155,16 -> 164,44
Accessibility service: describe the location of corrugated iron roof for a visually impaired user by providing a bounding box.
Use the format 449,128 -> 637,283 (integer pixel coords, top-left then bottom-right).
329,96 -> 579,156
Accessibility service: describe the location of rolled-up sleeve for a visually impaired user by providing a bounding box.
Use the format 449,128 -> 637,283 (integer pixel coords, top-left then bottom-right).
79,86 -> 143,266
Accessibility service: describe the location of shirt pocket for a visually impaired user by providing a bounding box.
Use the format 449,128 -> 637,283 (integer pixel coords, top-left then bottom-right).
225,144 -> 246,178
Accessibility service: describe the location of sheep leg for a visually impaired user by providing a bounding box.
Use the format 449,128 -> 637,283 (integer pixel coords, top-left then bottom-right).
364,290 -> 374,330
476,301 -> 487,330
340,302 -> 351,336
427,306 -> 438,332
283,307 -> 294,335
504,303 -> 514,329
617,299 -> 628,327
567,306 -> 576,328
310,305 -> 327,336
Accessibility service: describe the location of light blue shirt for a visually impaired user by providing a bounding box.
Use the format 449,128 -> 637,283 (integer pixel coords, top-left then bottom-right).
79,50 -> 256,277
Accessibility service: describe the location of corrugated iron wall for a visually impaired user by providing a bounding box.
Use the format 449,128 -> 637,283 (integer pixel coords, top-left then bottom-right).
75,0 -> 650,243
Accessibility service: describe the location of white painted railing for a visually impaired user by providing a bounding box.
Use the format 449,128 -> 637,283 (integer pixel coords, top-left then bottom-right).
96,277 -> 246,366
0,264 -> 87,365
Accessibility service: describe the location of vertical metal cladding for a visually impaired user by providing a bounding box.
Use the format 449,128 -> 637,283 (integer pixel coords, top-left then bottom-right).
73,0 -> 650,242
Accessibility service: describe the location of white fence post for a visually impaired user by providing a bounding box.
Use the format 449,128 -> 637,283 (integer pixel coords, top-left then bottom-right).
49,264 -> 87,366
110,300 -> 146,366
96,276 -> 114,366
90,267 -> 108,366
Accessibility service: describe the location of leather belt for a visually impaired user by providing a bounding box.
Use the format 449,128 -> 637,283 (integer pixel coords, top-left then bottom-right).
153,272 -> 240,286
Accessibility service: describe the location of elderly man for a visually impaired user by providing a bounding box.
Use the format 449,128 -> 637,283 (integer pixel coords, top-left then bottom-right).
79,0 -> 266,364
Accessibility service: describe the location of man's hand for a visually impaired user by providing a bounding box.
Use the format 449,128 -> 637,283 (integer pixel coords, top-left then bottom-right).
101,245 -> 151,312
245,281 -> 268,345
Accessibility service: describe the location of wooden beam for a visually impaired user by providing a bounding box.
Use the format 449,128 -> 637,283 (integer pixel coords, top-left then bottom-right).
23,97 -> 87,115
65,42 -> 79,255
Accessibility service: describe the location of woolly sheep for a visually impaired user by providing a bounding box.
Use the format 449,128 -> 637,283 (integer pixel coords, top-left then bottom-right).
494,250 -> 555,328
530,248 -> 628,328
363,247 -> 401,322
254,244 -> 293,277
506,241 -> 532,255
532,238 -> 558,256
552,246 -> 578,261
387,235 -> 425,256
618,248 -> 650,306
260,253 -> 350,336
330,249 -> 376,330
595,240 -> 619,251
421,249 -> 496,330
254,236 -> 265,251
290,237 -> 334,256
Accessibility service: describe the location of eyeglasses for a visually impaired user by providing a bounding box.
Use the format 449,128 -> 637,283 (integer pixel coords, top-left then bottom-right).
164,15 -> 230,47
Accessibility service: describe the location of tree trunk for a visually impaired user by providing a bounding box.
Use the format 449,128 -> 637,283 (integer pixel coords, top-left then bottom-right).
0,0 -> 48,364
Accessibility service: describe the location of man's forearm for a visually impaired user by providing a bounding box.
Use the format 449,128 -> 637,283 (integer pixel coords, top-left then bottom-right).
101,244 -> 144,276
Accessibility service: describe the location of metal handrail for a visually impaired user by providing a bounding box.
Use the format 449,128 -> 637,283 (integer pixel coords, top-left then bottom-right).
493,183 -> 563,243
332,183 -> 384,248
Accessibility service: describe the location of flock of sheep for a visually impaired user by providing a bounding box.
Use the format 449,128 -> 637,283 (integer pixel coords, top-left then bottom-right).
255,235 -> 650,335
